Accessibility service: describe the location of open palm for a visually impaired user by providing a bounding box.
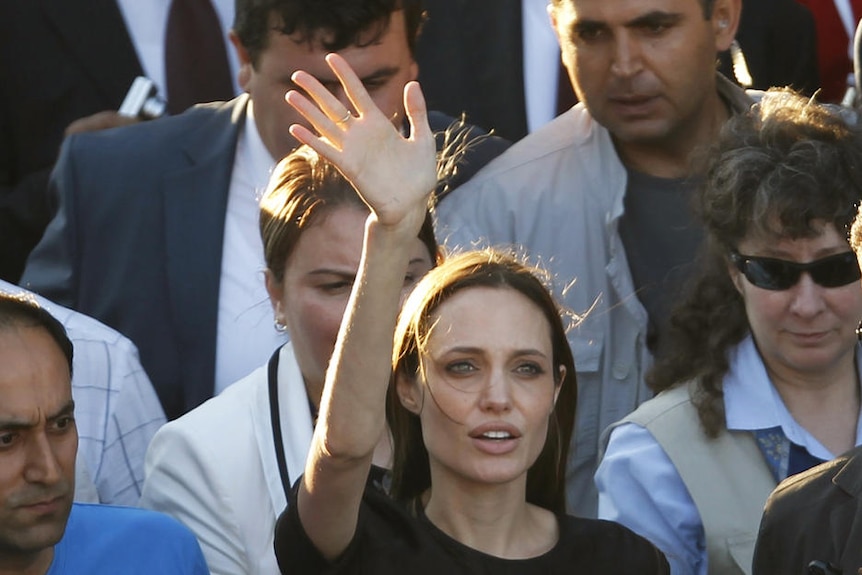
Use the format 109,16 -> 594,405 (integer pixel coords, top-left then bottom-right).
285,53 -> 436,230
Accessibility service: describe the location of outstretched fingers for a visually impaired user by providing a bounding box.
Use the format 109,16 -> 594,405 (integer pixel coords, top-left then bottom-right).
285,71 -> 349,153
284,89 -> 343,164
283,53 -> 436,230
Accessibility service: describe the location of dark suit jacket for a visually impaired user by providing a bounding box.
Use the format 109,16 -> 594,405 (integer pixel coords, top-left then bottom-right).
20,95 -> 509,420
21,97 -> 242,421
0,0 -> 143,283
753,446 -> 862,575
717,0 -> 819,96
417,0 -> 527,142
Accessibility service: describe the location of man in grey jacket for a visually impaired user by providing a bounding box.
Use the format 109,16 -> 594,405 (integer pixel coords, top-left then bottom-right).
435,0 -> 752,517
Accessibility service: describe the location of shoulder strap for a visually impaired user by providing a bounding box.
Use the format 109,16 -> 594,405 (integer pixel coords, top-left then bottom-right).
267,348 -> 292,503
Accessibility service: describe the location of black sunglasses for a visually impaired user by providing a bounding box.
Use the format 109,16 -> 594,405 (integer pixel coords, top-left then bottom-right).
730,251 -> 862,291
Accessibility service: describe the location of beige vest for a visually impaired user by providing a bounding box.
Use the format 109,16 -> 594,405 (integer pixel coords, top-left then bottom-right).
617,382 -> 776,575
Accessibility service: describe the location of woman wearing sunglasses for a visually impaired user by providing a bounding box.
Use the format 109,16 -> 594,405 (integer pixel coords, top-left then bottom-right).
596,88 -> 862,575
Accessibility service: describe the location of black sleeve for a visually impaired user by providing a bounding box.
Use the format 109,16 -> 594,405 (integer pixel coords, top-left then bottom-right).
273,473 -> 386,575
273,478 -> 335,575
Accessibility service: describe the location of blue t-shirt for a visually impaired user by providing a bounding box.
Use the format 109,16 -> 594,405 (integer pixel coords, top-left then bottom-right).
47,503 -> 208,574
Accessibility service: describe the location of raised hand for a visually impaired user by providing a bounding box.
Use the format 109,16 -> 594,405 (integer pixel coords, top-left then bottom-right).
283,57 -> 436,565
285,53 -> 436,231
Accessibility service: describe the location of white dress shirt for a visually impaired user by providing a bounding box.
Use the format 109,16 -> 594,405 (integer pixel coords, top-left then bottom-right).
214,101 -> 287,394
596,335 -> 862,575
522,0 -> 563,132
115,0 -> 241,101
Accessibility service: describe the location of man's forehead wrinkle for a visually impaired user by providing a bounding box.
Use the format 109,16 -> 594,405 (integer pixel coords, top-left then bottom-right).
0,398 -> 72,427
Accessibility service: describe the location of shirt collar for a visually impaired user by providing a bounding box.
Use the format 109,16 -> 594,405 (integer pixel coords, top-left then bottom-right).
242,100 -> 277,192
724,334 -> 862,459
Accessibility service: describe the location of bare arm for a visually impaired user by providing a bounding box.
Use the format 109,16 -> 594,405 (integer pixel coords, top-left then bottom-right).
285,54 -> 437,561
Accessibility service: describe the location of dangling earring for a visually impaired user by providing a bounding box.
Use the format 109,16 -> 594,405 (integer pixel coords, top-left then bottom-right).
856,320 -> 862,341
274,317 -> 288,333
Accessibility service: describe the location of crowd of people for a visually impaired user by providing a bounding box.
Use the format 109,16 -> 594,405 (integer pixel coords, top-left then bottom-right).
3,0 -> 862,574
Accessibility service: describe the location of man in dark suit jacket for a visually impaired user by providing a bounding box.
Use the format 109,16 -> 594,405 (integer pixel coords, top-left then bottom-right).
0,0 -> 142,284
0,0 -> 240,284
20,0 -> 509,421
753,446 -> 862,575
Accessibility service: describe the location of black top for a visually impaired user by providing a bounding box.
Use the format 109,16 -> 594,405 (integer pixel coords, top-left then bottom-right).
275,479 -> 669,574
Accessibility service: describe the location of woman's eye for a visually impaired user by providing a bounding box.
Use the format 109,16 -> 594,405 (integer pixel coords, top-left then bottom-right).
446,361 -> 476,375
320,281 -> 351,293
515,362 -> 544,376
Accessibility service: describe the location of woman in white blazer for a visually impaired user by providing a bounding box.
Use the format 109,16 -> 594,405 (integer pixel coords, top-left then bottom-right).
137,145 -> 439,575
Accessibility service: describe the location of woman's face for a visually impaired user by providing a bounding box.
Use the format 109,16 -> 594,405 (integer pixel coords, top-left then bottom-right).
398,286 -> 563,488
267,205 -> 434,393
731,222 -> 862,382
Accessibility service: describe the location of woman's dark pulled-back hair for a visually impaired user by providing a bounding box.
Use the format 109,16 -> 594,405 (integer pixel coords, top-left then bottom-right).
649,88 -> 862,437
259,145 -> 438,282
386,250 -> 578,513
234,0 -> 424,66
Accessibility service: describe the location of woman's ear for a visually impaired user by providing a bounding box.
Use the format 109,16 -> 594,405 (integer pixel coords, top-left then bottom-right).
396,372 -> 422,414
727,262 -> 745,296
264,269 -> 283,315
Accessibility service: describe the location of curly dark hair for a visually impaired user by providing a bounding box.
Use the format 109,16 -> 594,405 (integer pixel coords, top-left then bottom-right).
648,89 -> 862,437
234,0 -> 424,66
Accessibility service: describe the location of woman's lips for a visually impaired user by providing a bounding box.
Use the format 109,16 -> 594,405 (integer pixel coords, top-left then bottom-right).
469,423 -> 521,455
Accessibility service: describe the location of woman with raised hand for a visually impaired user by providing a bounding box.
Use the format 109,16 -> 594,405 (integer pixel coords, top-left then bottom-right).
139,142 -> 439,574
273,53 -> 668,574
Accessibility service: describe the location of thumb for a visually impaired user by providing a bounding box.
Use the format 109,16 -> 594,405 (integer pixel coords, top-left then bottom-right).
404,81 -> 431,143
